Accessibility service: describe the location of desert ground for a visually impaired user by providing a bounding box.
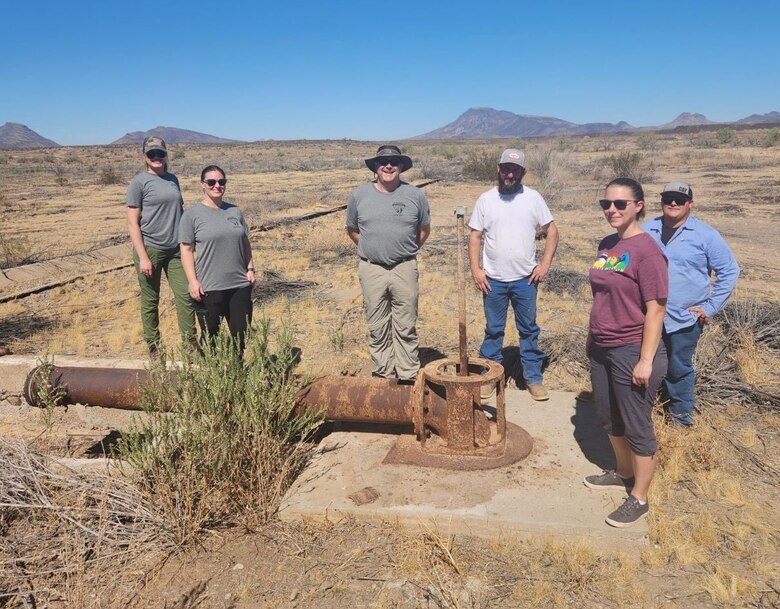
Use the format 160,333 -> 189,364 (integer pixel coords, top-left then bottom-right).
1,129 -> 779,608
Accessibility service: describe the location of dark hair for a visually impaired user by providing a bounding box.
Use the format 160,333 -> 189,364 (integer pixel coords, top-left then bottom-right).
606,177 -> 645,219
200,165 -> 226,181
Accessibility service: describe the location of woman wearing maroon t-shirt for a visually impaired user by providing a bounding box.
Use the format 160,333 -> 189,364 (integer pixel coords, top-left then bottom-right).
583,177 -> 668,528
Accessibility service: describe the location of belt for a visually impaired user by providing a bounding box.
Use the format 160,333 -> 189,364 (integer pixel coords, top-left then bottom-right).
359,255 -> 416,268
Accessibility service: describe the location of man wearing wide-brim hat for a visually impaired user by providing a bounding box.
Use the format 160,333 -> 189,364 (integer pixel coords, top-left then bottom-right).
346,145 -> 431,380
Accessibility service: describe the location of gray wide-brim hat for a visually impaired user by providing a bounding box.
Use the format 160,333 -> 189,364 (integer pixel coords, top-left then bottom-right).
364,144 -> 413,173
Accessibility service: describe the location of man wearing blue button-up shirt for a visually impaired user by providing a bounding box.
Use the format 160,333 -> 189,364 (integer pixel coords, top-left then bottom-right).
643,181 -> 739,426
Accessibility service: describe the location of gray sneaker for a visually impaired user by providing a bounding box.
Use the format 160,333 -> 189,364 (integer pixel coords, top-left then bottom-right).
605,495 -> 649,528
583,470 -> 635,491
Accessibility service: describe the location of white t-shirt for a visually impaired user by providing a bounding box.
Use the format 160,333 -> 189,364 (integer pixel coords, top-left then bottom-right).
468,186 -> 554,281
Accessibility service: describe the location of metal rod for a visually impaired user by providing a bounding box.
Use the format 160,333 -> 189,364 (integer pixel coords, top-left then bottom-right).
454,206 -> 468,376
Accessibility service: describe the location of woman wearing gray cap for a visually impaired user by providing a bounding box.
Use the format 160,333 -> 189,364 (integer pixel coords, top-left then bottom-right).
126,136 -> 197,358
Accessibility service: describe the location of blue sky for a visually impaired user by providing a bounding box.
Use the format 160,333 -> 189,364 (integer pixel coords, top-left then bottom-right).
3,0 -> 779,145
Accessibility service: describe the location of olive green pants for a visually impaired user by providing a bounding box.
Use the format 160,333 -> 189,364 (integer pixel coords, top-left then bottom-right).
132,246 -> 196,347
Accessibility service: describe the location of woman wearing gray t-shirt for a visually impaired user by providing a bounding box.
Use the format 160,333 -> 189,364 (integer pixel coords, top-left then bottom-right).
126,136 -> 196,358
180,165 -> 255,353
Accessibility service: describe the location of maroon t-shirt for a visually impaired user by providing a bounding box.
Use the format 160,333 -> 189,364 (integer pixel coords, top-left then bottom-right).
589,232 -> 668,347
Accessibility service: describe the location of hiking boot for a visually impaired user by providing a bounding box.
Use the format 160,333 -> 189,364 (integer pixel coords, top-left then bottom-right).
583,470 -> 635,491
576,389 -> 594,402
148,343 -> 160,361
527,383 -> 549,401
605,495 -> 649,528
480,383 -> 496,405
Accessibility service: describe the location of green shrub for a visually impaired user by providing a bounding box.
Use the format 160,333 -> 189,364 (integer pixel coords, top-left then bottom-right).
0,207 -> 34,267
119,320 -> 322,544
764,128 -> 780,147
98,167 -> 122,185
717,128 -> 736,145
528,146 -> 565,201
462,151 -> 497,182
636,132 -> 658,151
605,151 -> 655,183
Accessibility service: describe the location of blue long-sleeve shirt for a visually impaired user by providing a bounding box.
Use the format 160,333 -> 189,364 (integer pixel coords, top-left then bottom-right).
643,215 -> 740,333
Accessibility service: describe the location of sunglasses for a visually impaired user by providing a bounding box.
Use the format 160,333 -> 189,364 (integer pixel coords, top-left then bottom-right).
146,150 -> 167,160
661,196 -> 690,206
203,178 -> 227,187
376,156 -> 403,167
599,199 -> 636,211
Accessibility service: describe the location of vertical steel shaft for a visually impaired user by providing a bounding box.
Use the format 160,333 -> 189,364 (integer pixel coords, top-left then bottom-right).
455,206 -> 468,376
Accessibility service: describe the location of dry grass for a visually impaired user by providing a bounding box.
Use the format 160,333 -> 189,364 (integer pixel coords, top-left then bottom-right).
2,131 -> 780,606
0,436 -> 173,607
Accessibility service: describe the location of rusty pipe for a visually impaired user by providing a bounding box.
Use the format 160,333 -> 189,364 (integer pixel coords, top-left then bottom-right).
23,365 -> 422,426
293,376 -> 413,424
24,366 -> 154,411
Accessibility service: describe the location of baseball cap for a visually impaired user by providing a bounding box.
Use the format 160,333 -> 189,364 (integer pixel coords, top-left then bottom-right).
142,136 -> 168,154
499,149 -> 525,168
661,181 -> 693,199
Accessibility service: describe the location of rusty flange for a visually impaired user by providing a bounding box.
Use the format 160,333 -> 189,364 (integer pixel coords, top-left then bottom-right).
413,357 -> 507,453
383,422 -> 533,470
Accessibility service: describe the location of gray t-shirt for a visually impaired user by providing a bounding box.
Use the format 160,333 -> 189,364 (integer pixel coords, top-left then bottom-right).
345,182 -> 431,266
126,171 -> 184,250
179,202 -> 251,292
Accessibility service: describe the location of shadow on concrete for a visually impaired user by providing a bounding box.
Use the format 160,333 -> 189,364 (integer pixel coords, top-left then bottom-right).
500,346 -> 551,388
419,346 -> 446,367
571,398 -> 616,470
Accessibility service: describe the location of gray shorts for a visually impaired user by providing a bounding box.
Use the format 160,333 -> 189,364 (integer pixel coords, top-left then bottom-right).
590,342 -> 667,456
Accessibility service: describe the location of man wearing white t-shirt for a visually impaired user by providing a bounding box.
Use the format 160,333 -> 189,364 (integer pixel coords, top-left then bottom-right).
468,149 -> 559,401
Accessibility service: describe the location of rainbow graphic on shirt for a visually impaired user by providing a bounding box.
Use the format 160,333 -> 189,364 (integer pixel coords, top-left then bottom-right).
593,251 -> 630,272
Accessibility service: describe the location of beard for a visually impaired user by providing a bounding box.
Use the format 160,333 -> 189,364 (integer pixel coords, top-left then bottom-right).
497,172 -> 522,195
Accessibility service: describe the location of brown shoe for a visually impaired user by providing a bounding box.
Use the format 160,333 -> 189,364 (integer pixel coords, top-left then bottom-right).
527,383 -> 549,401
480,383 -> 496,405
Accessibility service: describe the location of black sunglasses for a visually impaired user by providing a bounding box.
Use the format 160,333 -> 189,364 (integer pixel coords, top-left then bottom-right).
661,196 -> 690,206
599,199 -> 635,211
146,150 -> 167,160
376,156 -> 403,167
204,178 -> 227,187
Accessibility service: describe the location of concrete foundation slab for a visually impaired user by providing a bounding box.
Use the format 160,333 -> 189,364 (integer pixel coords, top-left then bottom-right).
280,389 -> 649,547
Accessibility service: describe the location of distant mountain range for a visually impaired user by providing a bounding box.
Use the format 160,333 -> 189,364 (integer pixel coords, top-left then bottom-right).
411,108 -> 780,140
0,122 -> 60,149
3,110 -> 780,149
110,126 -> 242,146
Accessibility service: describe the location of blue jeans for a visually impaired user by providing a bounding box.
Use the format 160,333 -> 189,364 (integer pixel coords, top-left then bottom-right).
662,322 -> 703,427
478,276 -> 544,384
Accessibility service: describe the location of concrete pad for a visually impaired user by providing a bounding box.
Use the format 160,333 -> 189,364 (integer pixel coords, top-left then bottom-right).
280,388 -> 649,548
